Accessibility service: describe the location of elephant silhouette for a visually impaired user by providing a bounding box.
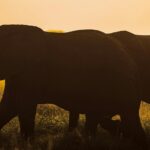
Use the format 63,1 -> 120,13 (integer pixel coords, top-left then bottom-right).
69,30 -> 150,137
0,25 -> 148,150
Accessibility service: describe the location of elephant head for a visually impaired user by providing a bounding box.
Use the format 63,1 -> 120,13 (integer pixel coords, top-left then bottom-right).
0,25 -> 47,79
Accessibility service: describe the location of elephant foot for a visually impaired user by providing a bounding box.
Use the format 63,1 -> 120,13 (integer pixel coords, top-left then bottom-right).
68,112 -> 79,132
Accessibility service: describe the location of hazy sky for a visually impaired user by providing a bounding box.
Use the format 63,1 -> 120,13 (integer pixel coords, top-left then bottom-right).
0,0 -> 150,34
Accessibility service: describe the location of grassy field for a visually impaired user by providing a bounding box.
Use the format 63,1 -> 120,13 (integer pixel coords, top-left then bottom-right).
0,82 -> 149,150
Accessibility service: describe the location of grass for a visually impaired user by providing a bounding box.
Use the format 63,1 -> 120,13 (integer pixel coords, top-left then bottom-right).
0,103 -> 149,150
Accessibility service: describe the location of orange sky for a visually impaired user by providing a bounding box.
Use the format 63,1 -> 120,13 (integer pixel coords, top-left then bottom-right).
0,0 -> 150,34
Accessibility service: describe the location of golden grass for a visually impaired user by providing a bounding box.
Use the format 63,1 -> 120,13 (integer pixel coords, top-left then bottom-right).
47,30 -> 64,33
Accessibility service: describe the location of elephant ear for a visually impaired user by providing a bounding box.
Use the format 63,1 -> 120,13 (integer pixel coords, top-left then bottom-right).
0,25 -> 47,79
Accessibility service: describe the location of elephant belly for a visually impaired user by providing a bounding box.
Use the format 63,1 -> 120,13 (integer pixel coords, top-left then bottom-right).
12,68 -> 134,116
8,32 -> 137,115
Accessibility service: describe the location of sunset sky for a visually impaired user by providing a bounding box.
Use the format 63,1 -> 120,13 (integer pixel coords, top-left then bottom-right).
0,0 -> 150,34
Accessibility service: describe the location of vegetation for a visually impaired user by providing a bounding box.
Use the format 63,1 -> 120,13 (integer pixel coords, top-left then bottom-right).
0,82 -> 149,150
47,30 -> 64,33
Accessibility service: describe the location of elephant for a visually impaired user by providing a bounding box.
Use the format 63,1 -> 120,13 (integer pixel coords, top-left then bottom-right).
0,25 -> 116,137
70,30 -> 150,136
110,30 -> 150,103
0,24 -> 48,135
0,25 -> 147,149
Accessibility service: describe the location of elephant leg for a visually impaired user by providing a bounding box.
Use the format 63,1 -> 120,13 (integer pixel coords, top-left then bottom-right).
0,102 -> 17,129
69,112 -> 79,131
18,103 -> 37,139
85,113 -> 98,135
0,82 -> 17,129
100,117 -> 121,136
121,108 -> 148,150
